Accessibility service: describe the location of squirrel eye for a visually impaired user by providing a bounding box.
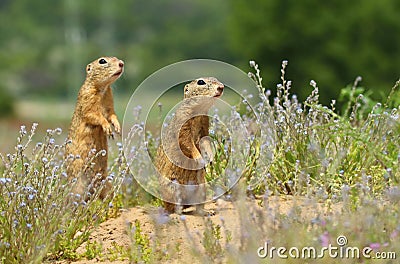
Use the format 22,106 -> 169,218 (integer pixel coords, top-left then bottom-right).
98,58 -> 107,64
197,79 -> 206,85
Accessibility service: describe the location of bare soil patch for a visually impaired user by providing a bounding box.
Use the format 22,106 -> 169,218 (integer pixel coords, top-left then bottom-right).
59,196 -> 340,264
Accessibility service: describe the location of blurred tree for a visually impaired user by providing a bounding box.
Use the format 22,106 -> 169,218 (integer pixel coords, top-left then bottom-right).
228,0 -> 400,104
0,0 -> 398,106
129,0 -> 232,84
0,86 -> 14,117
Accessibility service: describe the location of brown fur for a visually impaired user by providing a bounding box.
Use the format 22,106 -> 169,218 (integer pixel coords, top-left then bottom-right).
66,56 -> 124,199
155,77 -> 224,214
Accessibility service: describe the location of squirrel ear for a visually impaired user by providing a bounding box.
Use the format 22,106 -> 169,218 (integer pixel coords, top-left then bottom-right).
86,64 -> 92,73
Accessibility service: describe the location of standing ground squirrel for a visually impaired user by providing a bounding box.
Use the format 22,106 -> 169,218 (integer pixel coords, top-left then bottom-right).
155,77 -> 224,215
66,56 -> 124,199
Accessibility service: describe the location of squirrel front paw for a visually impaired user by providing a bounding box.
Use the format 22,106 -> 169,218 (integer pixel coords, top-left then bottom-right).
110,115 -> 121,134
102,122 -> 113,136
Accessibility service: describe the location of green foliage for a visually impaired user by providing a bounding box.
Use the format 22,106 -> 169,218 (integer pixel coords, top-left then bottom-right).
243,61 -> 400,198
0,124 -> 127,263
229,0 -> 400,103
203,61 -> 398,200
0,0 -> 231,100
339,84 -> 376,117
83,240 -> 103,260
0,125 -> 73,263
0,87 -> 14,117
129,219 -> 152,263
205,134 -> 229,188
202,218 -> 223,260
106,241 -> 130,261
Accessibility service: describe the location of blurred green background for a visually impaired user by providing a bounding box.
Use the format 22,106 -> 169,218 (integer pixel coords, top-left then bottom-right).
0,0 -> 399,153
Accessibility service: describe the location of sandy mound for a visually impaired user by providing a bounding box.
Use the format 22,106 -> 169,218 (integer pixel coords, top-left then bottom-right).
61,197 -> 338,264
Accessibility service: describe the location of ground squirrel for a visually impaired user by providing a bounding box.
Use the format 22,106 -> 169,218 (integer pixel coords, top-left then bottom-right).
155,77 -> 224,215
66,56 -> 124,200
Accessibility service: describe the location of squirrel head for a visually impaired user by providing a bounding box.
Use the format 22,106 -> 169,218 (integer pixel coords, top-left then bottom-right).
85,57 -> 124,88
184,77 -> 224,99
181,77 -> 224,113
